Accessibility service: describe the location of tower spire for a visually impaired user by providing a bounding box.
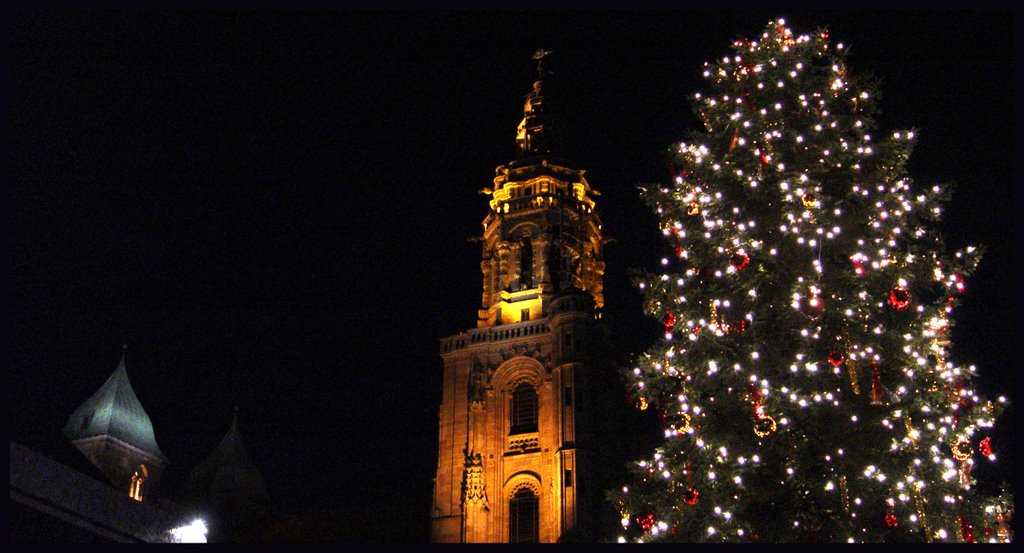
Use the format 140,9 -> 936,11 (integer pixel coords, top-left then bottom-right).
516,49 -> 556,156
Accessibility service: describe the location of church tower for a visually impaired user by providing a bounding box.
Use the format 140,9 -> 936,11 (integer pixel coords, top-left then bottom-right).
64,347 -> 167,503
431,51 -> 617,543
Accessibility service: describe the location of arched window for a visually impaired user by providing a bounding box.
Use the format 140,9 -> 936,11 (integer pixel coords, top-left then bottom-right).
510,382 -> 538,435
129,464 -> 148,502
509,486 -> 539,543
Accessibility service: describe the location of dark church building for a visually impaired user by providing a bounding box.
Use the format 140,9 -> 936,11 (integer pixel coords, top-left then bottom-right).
10,350 -> 272,543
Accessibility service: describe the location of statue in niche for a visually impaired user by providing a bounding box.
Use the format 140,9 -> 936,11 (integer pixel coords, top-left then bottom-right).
468,362 -> 486,407
461,448 -> 488,509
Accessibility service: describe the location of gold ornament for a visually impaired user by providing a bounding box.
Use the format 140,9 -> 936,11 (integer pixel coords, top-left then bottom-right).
728,128 -> 740,153
904,416 -> 917,443
847,364 -> 861,395
709,303 -> 725,332
951,438 -> 972,461
801,192 -> 818,208
670,413 -> 692,434
913,487 -> 931,542
995,507 -> 1012,543
753,415 -> 776,437
839,475 -> 850,515
638,396 -> 649,411
687,202 -> 700,216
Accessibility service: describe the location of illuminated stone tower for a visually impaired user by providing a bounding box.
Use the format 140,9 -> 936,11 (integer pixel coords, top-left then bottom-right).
431,51 -> 616,543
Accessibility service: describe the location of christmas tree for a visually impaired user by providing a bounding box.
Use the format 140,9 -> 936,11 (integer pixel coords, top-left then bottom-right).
612,19 -> 1012,543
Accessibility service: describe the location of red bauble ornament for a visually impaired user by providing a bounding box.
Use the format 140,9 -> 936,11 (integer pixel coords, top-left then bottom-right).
850,255 -> 866,276
663,312 -> 676,334
828,351 -> 845,367
869,362 -> 884,406
960,516 -> 975,543
742,92 -> 754,112
683,488 -> 700,505
675,245 -> 683,258
888,286 -> 911,310
979,436 -> 993,456
728,320 -> 748,334
953,273 -> 965,294
885,513 -> 898,528
730,252 -> 750,271
638,513 -> 655,531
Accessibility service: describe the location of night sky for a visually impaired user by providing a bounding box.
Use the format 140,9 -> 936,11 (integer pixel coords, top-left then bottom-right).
10,10 -> 1016,541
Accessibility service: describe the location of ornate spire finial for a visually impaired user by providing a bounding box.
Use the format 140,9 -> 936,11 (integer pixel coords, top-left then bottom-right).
516,49 -> 555,156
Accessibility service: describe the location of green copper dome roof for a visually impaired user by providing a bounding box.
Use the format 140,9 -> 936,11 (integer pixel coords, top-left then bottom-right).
63,352 -> 165,459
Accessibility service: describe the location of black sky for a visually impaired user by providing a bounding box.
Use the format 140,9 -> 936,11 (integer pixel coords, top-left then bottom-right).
9,10 -> 1016,540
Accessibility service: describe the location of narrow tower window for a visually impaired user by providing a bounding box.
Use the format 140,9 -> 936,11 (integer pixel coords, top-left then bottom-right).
519,238 -> 533,287
510,383 -> 538,435
509,486 -> 539,543
129,464 -> 148,502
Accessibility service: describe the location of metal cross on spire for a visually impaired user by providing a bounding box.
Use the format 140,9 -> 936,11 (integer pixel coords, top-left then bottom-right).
532,49 -> 552,79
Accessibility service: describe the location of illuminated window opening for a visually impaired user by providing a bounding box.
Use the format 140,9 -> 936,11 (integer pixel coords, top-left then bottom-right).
509,486 -> 539,543
129,464 -> 148,502
510,383 -> 538,435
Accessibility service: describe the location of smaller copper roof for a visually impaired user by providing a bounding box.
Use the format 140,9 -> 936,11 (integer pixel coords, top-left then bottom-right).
188,409 -> 272,528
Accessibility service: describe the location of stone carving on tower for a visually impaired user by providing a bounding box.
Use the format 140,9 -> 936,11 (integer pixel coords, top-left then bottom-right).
431,51 -> 619,543
461,449 -> 488,509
